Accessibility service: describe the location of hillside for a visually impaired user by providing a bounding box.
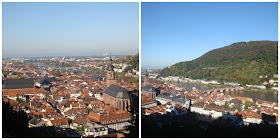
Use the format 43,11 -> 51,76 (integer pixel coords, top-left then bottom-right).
160,41 -> 278,86
116,53 -> 139,70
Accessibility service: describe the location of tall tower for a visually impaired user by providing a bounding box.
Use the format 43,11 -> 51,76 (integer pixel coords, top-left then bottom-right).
143,70 -> 149,86
107,55 -> 117,87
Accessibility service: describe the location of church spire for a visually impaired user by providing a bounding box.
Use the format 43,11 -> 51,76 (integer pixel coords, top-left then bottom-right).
144,69 -> 149,86
108,53 -> 114,71
145,69 -> 148,78
106,53 -> 117,87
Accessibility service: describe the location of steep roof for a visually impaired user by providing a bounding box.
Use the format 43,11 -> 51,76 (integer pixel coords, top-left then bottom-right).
2,88 -> 47,95
29,117 -> 44,125
104,85 -> 129,99
3,78 -> 34,89
228,99 -> 242,104
141,95 -> 156,105
86,109 -> 131,125
36,78 -> 52,85
73,117 -> 89,125
50,118 -> 69,126
143,85 -> 156,92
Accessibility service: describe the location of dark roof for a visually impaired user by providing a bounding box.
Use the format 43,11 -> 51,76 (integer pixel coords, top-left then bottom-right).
73,117 -> 89,125
191,103 -> 205,108
29,117 -> 43,125
104,85 -> 129,99
36,78 -> 52,85
2,78 -> 34,89
30,101 -> 42,107
77,96 -> 97,103
228,99 -> 242,104
46,77 -> 62,82
63,101 -> 77,108
63,96 -> 71,100
143,85 -> 156,92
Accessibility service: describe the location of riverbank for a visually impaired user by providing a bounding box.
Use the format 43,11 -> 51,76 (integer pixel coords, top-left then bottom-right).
165,80 -> 277,94
165,80 -> 278,103
245,87 -> 278,95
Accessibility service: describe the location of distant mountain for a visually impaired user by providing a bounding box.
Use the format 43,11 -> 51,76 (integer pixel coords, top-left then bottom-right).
160,41 -> 278,85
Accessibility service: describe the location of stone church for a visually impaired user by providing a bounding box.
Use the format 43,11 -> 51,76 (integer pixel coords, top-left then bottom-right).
142,71 -> 157,99
103,56 -> 131,111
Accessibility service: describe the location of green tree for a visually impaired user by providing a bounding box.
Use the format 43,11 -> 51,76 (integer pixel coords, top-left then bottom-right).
244,100 -> 251,110
125,55 -> 132,62
159,41 -> 278,87
224,102 -> 229,108
77,126 -> 85,132
265,84 -> 273,89
238,104 -> 242,112
16,96 -> 20,102
128,78 -> 139,84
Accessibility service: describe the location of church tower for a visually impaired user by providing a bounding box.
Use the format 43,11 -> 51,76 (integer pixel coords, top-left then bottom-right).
103,55 -> 131,112
143,70 -> 149,86
142,70 -> 156,99
107,55 -> 117,87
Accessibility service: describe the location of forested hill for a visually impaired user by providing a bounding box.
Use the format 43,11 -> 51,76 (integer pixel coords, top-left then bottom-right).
160,41 -> 278,85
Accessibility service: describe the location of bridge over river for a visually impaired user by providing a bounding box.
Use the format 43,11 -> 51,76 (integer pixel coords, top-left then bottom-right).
174,82 -> 277,102
202,87 -> 244,94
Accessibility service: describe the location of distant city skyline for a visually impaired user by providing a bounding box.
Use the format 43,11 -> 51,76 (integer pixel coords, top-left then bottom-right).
2,54 -> 132,59
3,2 -> 139,58
142,2 -> 278,69
2,53 -> 138,59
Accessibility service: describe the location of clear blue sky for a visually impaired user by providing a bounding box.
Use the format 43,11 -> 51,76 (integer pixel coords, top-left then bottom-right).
142,2 -> 278,69
3,2 -> 139,58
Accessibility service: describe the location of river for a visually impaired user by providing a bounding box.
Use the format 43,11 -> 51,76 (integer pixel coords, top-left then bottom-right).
32,62 -> 58,69
174,82 -> 278,103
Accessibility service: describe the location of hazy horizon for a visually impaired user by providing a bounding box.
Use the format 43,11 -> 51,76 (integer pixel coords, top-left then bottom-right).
2,53 -> 138,59
3,2 -> 139,58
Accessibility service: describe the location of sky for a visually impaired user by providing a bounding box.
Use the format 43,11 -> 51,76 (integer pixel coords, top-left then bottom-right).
3,2 -> 139,58
142,2 -> 278,69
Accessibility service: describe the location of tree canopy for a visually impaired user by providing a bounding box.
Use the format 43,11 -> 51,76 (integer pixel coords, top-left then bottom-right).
160,41 -> 278,86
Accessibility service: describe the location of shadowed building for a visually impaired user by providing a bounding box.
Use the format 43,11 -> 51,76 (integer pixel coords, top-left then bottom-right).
103,85 -> 131,111
142,71 -> 157,99
35,78 -> 52,88
142,85 -> 156,99
156,92 -> 191,109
